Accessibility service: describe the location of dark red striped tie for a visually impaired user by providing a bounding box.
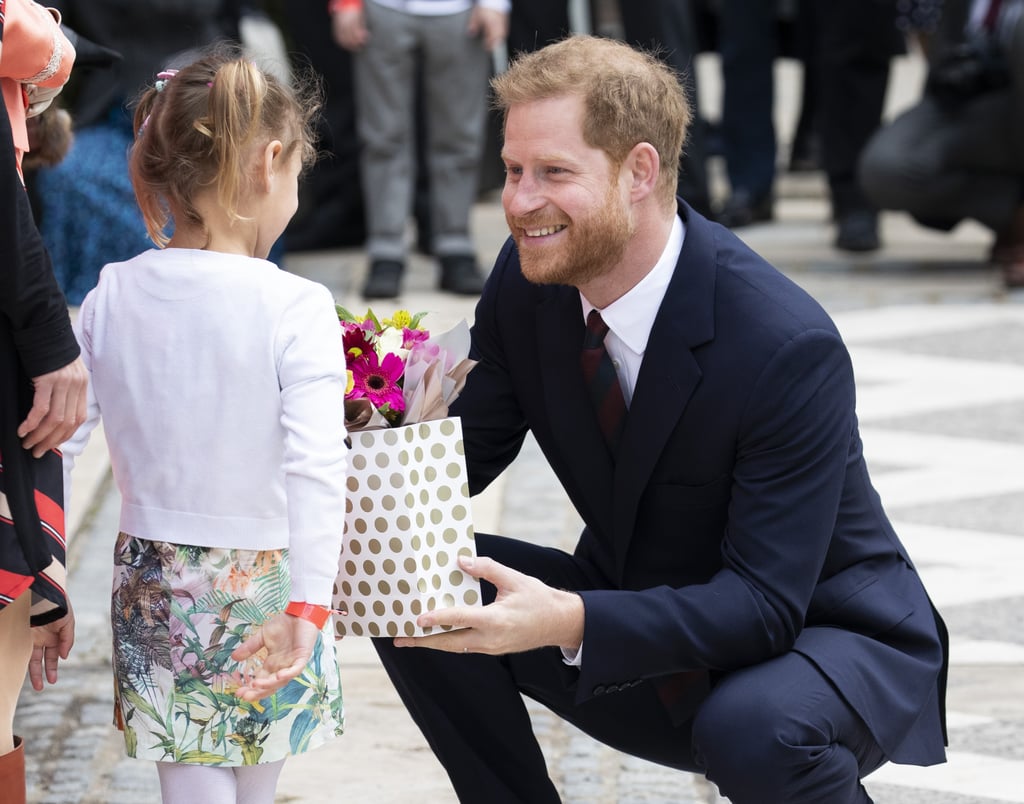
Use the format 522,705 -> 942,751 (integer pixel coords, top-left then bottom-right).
580,310 -> 627,453
983,0 -> 1003,30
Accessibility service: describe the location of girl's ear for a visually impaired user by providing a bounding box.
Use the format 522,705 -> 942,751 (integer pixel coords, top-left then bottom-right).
260,139 -> 285,191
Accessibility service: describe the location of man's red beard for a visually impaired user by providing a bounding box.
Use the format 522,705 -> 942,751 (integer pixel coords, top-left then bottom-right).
508,185 -> 634,287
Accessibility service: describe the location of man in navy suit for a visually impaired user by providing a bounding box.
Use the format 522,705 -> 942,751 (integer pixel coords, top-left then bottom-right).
373,34 -> 948,803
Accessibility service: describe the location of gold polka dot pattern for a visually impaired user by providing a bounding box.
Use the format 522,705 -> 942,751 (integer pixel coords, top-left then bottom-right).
332,417 -> 481,638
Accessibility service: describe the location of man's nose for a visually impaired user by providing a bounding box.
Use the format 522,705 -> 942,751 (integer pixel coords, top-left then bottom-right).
503,175 -> 542,218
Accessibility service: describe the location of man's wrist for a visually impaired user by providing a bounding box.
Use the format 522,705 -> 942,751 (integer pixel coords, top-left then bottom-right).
557,589 -> 585,653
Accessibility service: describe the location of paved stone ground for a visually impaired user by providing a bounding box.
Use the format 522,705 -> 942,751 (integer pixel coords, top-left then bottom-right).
16,49 -> 1024,804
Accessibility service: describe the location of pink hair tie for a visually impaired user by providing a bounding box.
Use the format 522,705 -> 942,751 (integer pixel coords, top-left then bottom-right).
154,69 -> 179,93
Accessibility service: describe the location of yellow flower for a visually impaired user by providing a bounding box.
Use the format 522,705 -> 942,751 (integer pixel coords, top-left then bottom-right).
346,370 -> 355,395
383,310 -> 413,330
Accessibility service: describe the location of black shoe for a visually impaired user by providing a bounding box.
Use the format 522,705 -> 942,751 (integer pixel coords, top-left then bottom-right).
714,191 -> 774,229
439,255 -> 486,295
835,211 -> 880,252
362,259 -> 404,299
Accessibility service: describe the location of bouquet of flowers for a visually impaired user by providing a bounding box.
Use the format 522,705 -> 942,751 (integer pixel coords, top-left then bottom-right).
337,306 -> 477,432
333,306 -> 483,638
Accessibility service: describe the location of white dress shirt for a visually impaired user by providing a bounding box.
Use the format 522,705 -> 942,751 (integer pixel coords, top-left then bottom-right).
580,215 -> 686,406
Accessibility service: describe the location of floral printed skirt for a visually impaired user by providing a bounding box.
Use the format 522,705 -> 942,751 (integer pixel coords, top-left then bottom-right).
110,532 -> 344,766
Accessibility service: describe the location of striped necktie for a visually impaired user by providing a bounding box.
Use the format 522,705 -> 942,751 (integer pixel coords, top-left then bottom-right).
580,310 -> 627,454
983,0 -> 1003,30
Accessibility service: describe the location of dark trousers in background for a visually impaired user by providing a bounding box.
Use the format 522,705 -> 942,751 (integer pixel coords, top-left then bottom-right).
811,0 -> 902,219
717,0 -> 779,201
279,7 -> 366,251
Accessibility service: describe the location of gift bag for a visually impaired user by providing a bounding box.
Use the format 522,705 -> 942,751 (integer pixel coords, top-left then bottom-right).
332,417 -> 482,638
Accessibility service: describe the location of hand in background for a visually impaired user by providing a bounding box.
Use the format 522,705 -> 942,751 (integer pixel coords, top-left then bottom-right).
19,356 -> 88,457
468,7 -> 508,52
332,8 -> 369,51
29,603 -> 75,690
231,612 -> 321,702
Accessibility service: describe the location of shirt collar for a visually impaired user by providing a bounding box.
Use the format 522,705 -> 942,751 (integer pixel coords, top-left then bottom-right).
581,214 -> 685,355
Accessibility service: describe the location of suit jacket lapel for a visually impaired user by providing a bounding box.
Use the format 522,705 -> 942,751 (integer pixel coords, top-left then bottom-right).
611,203 -> 719,572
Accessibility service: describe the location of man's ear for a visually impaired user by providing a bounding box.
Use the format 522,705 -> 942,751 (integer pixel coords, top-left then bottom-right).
260,140 -> 285,191
624,142 -> 660,203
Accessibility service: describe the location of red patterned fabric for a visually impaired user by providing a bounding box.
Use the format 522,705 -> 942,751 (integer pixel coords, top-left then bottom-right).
0,447 -> 68,624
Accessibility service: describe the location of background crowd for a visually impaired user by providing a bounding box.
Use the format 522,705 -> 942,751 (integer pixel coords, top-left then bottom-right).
13,0 -> 1023,307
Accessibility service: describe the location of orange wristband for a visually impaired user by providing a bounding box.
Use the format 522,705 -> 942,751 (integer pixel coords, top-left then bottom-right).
328,0 -> 363,13
285,601 -> 332,629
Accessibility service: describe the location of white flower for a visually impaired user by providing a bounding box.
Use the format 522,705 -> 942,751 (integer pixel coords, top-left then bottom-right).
377,327 -> 409,362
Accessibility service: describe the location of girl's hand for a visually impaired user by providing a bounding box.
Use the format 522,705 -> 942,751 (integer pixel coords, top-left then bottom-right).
231,612 -> 320,702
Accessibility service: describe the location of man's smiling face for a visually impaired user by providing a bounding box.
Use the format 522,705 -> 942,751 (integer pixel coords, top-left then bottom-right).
501,94 -> 635,288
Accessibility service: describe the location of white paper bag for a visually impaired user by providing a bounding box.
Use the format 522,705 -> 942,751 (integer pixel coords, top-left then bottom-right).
332,417 -> 482,638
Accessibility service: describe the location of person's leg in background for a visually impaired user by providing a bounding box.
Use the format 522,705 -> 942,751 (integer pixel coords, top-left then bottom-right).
279,5 -> 367,253
352,3 -> 419,299
617,0 -> 713,217
815,0 -> 902,252
987,5 -> 1024,285
420,9 -> 493,295
715,0 -> 779,228
507,0 -> 571,56
788,0 -> 822,173
858,1 -> 1024,278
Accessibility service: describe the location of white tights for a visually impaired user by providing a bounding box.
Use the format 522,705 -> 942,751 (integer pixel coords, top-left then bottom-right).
156,758 -> 285,804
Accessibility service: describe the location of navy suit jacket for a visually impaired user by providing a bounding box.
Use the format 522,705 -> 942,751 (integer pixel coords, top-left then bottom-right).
452,201 -> 948,766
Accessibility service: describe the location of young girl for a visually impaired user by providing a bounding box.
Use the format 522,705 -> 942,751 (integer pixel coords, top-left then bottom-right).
55,48 -> 348,804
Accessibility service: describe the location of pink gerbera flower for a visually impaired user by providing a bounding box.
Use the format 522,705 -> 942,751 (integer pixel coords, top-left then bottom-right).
349,350 -> 406,413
